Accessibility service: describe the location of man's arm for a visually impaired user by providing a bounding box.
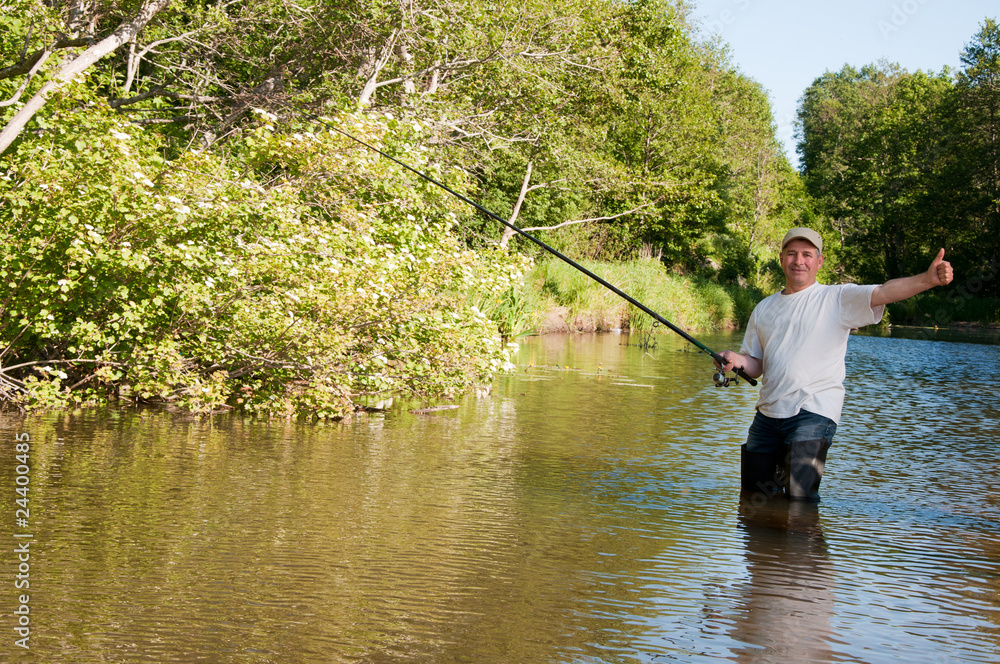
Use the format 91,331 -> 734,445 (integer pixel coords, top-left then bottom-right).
715,350 -> 763,379
871,248 -> 954,307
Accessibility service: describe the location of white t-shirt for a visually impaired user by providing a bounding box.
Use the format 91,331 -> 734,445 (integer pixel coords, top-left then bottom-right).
739,282 -> 885,423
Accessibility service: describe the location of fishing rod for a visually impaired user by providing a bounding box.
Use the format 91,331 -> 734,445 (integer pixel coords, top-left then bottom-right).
285,106 -> 757,387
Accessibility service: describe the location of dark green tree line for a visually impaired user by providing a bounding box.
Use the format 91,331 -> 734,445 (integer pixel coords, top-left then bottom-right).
798,18 -> 1000,304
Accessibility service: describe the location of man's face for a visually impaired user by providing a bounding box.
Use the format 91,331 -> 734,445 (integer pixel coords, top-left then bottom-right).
781,238 -> 823,293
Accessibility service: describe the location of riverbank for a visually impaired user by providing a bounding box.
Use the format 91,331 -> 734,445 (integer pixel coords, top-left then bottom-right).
886,293 -> 1000,328
512,257 -> 764,336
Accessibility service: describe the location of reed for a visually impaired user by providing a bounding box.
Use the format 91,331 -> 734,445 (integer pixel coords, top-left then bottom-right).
526,258 -> 754,333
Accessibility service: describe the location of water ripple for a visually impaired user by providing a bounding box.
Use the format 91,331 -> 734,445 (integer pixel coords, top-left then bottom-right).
1,333 -> 998,662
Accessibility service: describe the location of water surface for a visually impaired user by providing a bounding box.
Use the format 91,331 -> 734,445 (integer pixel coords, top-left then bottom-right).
1,331 -> 997,662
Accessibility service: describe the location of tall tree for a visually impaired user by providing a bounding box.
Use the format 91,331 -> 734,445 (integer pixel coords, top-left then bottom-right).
798,63 -> 952,284
705,59 -> 792,279
952,18 -> 1000,294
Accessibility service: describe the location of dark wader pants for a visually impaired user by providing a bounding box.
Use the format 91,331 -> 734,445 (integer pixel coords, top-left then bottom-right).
741,410 -> 837,502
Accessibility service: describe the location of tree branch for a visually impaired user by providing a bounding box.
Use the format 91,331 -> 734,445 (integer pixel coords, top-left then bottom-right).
499,162 -> 533,247
0,48 -> 52,108
122,29 -> 203,94
0,0 -> 173,155
0,37 -> 91,81
516,202 -> 657,233
109,81 -> 170,108
358,30 -> 399,106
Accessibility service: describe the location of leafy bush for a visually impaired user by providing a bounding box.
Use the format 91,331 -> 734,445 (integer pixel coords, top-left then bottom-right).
0,99 -> 528,417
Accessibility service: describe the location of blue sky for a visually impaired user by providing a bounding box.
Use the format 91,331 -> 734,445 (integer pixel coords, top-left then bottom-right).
690,0 -> 998,166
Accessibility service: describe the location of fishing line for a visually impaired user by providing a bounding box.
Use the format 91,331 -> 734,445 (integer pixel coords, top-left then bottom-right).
284,105 -> 757,387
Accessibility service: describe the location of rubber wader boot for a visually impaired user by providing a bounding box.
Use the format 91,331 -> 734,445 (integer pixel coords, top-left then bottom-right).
786,438 -> 831,502
741,444 -> 785,497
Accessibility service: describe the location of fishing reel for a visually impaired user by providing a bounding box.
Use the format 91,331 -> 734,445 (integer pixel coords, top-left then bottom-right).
713,367 -> 742,388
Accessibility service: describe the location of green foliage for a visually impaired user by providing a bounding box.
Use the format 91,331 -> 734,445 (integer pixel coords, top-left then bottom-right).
0,99 -> 528,416
529,257 -> 746,333
5,0 -> 809,293
16,373 -> 71,412
723,284 -> 765,328
477,284 -> 538,342
798,20 -> 1000,306
799,63 -> 954,283
948,18 -> 1000,297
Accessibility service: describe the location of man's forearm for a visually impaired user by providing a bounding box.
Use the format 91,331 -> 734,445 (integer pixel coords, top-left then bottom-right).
737,354 -> 763,379
872,249 -> 953,306
871,273 -> 937,307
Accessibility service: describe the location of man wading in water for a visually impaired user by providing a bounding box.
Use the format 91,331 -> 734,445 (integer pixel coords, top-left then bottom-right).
716,228 -> 954,502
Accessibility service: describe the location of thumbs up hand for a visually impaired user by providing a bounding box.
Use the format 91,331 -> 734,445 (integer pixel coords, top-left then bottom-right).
927,248 -> 953,287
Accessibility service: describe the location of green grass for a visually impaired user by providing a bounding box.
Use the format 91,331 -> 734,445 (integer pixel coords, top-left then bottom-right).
476,283 -> 545,341
525,257 -> 757,333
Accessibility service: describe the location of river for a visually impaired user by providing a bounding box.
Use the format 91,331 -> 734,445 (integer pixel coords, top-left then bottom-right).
1,330 -> 998,663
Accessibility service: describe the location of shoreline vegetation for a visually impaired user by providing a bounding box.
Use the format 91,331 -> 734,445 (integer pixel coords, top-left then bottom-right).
1,2 -> 996,418
514,258 -> 760,335
0,103 -> 995,418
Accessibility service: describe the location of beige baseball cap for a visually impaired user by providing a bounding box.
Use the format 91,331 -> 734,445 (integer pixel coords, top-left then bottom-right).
781,227 -> 823,253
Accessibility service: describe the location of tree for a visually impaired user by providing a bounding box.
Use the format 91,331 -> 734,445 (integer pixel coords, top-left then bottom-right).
951,18 -> 1000,295
701,57 -> 792,281
0,0 -> 173,154
797,63 -> 952,284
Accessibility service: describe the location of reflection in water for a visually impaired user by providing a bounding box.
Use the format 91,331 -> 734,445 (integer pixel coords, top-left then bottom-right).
731,496 -> 835,664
